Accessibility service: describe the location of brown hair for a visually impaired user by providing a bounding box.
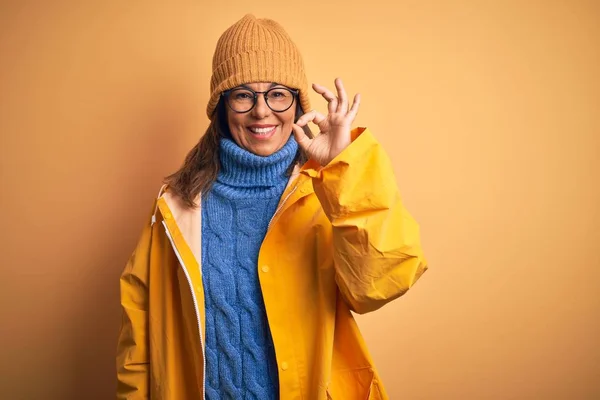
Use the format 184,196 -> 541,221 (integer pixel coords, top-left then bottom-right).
164,98 -> 313,208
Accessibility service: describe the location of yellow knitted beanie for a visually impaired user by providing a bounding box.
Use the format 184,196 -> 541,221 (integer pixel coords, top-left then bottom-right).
206,14 -> 311,119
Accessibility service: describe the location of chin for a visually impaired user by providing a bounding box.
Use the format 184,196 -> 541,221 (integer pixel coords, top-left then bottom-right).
248,144 -> 279,157
246,137 -> 287,157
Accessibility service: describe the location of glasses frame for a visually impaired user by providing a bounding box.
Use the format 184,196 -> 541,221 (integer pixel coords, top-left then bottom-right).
221,86 -> 299,114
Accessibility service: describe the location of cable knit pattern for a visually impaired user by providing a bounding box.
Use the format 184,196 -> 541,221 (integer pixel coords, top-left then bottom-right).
202,135 -> 298,399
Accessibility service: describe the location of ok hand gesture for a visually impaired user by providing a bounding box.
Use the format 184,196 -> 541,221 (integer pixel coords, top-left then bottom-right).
292,78 -> 361,166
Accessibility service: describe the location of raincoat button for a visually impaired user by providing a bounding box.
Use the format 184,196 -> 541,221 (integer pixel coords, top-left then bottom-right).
300,187 -> 307,194
261,265 -> 270,273
281,361 -> 289,370
164,213 -> 172,219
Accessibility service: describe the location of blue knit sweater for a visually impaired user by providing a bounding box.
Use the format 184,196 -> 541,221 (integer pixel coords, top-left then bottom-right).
201,135 -> 298,399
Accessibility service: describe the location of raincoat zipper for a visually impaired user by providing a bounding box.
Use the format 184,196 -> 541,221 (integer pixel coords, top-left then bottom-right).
161,221 -> 206,400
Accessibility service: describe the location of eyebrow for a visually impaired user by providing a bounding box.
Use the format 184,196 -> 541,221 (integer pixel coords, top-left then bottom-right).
239,82 -> 283,90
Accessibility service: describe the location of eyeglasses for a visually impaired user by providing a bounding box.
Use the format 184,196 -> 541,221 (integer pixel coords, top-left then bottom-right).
222,86 -> 298,113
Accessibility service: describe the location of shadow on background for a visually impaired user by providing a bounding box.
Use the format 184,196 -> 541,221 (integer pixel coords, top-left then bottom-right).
66,95 -> 194,399
0,3 -> 207,398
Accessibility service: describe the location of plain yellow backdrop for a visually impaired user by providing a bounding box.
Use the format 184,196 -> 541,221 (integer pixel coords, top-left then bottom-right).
1,1 -> 598,399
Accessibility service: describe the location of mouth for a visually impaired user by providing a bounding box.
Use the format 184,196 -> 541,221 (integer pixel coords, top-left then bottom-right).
247,125 -> 277,140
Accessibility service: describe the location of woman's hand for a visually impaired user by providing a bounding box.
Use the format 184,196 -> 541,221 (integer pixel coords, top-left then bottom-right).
292,78 -> 361,166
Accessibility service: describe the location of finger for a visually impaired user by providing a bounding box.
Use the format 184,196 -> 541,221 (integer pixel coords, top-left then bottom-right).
312,83 -> 338,115
295,109 -> 317,127
313,110 -> 327,125
292,123 -> 312,152
296,109 -> 327,126
335,78 -> 348,114
347,93 -> 361,120
296,110 -> 328,133
312,111 -> 328,131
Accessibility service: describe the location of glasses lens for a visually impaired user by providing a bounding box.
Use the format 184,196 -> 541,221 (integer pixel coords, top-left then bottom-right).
226,87 -> 296,113
228,89 -> 255,112
265,88 -> 295,112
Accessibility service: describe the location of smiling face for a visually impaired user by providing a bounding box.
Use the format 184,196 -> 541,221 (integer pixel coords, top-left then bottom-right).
225,82 -> 297,157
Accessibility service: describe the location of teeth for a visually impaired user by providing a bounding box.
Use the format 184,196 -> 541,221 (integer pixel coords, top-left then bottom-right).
249,127 -> 275,134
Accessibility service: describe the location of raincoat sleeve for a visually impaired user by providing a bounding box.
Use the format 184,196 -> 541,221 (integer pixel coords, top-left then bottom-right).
116,213 -> 152,398
301,127 -> 428,314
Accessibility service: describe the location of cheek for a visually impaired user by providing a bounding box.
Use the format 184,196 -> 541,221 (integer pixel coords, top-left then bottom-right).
280,112 -> 296,129
227,114 -> 246,134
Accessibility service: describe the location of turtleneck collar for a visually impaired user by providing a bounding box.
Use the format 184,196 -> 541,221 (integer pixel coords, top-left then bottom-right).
213,134 -> 299,199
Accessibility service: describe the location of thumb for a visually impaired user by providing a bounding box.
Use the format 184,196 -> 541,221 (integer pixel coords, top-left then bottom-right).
292,124 -> 312,153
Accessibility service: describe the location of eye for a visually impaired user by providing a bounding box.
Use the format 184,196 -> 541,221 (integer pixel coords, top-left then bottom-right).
233,91 -> 253,100
268,89 -> 290,98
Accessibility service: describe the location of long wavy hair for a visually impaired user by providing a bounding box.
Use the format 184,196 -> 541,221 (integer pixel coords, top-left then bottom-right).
164,98 -> 313,208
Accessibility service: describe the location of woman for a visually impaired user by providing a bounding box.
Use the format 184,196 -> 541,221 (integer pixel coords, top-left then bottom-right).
117,14 -> 427,400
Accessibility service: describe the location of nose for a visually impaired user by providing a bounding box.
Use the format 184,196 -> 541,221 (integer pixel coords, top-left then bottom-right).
251,94 -> 271,119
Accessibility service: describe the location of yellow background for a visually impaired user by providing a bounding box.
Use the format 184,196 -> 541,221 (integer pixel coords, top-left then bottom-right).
1,1 -> 598,399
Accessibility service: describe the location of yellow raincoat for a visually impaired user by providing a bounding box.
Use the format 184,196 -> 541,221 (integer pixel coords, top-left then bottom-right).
116,127 -> 428,399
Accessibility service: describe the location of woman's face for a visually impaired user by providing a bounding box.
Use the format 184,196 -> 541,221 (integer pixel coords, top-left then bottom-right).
225,82 -> 297,157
